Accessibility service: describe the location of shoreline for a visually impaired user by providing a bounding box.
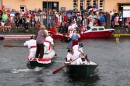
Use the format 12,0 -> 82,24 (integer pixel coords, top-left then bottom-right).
0,27 -> 128,38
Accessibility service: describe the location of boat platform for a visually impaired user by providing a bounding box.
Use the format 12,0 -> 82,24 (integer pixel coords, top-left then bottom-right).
114,34 -> 130,38
0,35 -> 34,38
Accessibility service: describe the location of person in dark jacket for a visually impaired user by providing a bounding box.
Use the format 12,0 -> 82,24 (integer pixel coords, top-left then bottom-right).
35,25 -> 47,58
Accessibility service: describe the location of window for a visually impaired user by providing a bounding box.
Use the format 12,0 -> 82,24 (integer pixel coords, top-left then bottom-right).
93,0 -> 97,6
20,6 -> 25,12
86,0 -> 91,6
80,0 -> 84,9
92,28 -> 97,31
99,28 -> 104,30
73,0 -> 78,8
100,0 -> 104,10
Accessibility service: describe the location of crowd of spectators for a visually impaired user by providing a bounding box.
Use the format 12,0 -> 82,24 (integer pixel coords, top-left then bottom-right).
0,5 -> 129,34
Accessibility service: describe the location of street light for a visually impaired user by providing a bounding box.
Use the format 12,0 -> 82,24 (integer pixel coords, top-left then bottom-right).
47,0 -> 48,29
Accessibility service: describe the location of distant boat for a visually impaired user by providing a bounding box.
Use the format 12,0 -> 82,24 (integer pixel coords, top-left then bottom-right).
52,26 -> 115,39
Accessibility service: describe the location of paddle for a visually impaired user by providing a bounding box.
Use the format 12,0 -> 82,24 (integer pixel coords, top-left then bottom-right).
3,45 -> 26,48
84,54 -> 90,63
52,56 -> 80,74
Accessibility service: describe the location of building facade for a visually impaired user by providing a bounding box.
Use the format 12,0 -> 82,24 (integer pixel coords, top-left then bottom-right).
1,0 -> 130,12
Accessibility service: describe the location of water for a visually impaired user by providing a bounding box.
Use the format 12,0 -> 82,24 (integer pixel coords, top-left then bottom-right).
0,37 -> 130,86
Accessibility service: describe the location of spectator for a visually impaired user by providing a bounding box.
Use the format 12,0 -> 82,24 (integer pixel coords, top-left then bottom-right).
7,20 -> 12,32
119,13 -> 122,27
80,3 -> 83,11
24,21 -> 29,32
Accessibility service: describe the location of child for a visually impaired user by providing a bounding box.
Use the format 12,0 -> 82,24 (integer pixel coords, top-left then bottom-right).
1,21 -> 5,32
7,20 -> 12,32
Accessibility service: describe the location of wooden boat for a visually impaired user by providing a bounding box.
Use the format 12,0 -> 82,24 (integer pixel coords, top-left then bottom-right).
51,26 -> 114,39
27,49 -> 56,68
65,58 -> 98,77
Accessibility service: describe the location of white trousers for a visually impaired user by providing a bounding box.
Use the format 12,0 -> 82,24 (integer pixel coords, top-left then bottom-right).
71,58 -> 82,65
29,51 -> 36,58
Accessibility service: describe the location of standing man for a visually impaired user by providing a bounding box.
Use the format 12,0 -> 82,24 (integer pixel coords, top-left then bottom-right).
35,25 -> 47,58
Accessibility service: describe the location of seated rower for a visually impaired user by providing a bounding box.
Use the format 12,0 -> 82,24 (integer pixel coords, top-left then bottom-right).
78,43 -> 84,54
66,49 -> 83,65
44,31 -> 54,54
72,43 -> 89,62
79,43 -> 90,62
24,36 -> 36,58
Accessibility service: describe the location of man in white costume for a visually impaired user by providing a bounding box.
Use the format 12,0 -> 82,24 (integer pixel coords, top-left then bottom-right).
71,21 -> 78,29
44,31 -> 54,53
66,49 -> 83,65
72,43 -> 84,53
24,36 -> 36,58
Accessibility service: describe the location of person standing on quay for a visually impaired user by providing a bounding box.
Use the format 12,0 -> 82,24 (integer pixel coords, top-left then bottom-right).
35,25 -> 47,58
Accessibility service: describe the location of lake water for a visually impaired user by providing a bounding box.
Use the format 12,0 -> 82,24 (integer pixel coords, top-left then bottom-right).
0,37 -> 130,86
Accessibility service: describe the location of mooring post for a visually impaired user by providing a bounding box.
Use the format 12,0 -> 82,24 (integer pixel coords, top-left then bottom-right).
116,35 -> 120,44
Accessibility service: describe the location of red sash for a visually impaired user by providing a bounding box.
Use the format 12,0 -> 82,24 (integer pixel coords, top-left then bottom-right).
30,46 -> 36,49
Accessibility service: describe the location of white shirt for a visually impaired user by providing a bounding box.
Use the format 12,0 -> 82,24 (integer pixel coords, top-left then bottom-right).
1,22 -> 5,26
68,25 -> 73,31
24,39 -> 36,52
44,36 -> 54,45
66,50 -> 82,64
79,47 -> 84,53
71,23 -> 77,29
73,45 -> 79,51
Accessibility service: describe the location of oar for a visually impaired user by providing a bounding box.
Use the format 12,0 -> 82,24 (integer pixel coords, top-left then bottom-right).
84,54 -> 90,63
52,46 -> 57,56
52,57 -> 80,74
3,45 -> 26,48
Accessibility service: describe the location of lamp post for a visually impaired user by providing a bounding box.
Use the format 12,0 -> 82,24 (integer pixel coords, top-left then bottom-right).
0,0 -> 2,9
47,0 -> 49,29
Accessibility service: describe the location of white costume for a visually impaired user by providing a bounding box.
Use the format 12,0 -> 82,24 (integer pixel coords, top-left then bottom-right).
72,44 -> 84,54
44,36 -> 54,53
68,25 -> 75,38
67,50 -> 82,64
24,39 -> 36,58
72,45 -> 79,51
79,47 -> 84,54
71,23 -> 77,29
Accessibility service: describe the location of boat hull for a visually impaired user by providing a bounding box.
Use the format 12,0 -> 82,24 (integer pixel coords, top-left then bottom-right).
27,60 -> 52,68
80,30 -> 114,39
27,50 -> 55,68
52,30 -> 114,39
66,61 -> 98,77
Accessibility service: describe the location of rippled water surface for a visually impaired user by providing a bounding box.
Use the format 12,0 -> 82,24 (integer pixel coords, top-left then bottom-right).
0,37 -> 130,86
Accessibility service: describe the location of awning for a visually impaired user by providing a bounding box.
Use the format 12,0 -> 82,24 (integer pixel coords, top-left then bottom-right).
117,2 -> 130,5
